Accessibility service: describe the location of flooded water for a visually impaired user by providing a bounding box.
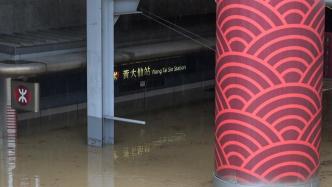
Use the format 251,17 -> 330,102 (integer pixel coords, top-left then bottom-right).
1,91 -> 332,187
0,98 -> 214,187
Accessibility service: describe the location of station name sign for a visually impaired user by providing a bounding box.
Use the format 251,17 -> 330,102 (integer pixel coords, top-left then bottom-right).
113,52 -> 215,90
114,63 -> 187,81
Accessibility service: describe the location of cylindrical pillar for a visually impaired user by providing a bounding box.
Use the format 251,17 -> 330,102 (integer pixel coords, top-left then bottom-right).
215,0 -> 324,186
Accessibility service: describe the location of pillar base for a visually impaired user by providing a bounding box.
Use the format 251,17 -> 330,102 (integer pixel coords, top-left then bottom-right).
88,116 -> 103,147
88,116 -> 115,147
213,175 -> 319,187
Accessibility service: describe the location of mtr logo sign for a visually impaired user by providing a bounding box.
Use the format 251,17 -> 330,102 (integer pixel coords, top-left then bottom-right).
15,85 -> 32,106
11,81 -> 40,112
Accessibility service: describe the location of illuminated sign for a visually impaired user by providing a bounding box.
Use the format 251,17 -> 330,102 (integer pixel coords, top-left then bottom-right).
11,81 -> 40,112
114,64 -> 187,81
114,54 -> 214,96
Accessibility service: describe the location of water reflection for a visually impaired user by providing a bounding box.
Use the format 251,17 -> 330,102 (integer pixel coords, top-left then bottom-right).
0,125 -> 189,187
88,147 -> 114,187
87,132 -> 187,187
1,107 -> 40,187
17,176 -> 40,187
1,107 -> 19,187
1,85 -> 331,186
0,95 -> 214,187
114,133 -> 186,160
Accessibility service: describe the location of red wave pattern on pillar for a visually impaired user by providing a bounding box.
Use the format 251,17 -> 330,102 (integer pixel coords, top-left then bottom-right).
215,0 -> 324,184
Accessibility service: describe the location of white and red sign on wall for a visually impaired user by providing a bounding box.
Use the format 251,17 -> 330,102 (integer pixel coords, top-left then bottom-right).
11,81 -> 39,112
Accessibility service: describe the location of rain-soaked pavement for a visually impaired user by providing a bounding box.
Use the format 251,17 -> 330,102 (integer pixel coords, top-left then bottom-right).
1,89 -> 332,187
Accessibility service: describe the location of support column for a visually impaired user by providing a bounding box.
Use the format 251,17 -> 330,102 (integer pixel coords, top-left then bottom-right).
102,0 -> 115,145
215,0 -> 324,186
87,0 -> 103,147
87,0 -> 115,146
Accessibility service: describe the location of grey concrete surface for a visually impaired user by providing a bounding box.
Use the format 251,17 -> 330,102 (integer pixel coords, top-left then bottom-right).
0,0 -> 86,34
139,0 -> 215,17
0,0 -> 216,34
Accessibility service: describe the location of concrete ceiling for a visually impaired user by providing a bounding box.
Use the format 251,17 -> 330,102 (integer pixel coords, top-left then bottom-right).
327,0 -> 332,6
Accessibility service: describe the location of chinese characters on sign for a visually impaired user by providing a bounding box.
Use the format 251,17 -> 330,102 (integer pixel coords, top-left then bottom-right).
115,65 -> 187,81
122,66 -> 150,80
114,52 -> 215,96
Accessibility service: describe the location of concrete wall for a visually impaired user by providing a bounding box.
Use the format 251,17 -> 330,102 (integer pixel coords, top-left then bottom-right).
0,0 -> 86,34
140,0 -> 215,17
0,0 -> 215,34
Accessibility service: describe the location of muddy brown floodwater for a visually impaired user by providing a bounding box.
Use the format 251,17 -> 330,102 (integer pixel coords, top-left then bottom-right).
1,90 -> 332,187
0,98 -> 214,187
